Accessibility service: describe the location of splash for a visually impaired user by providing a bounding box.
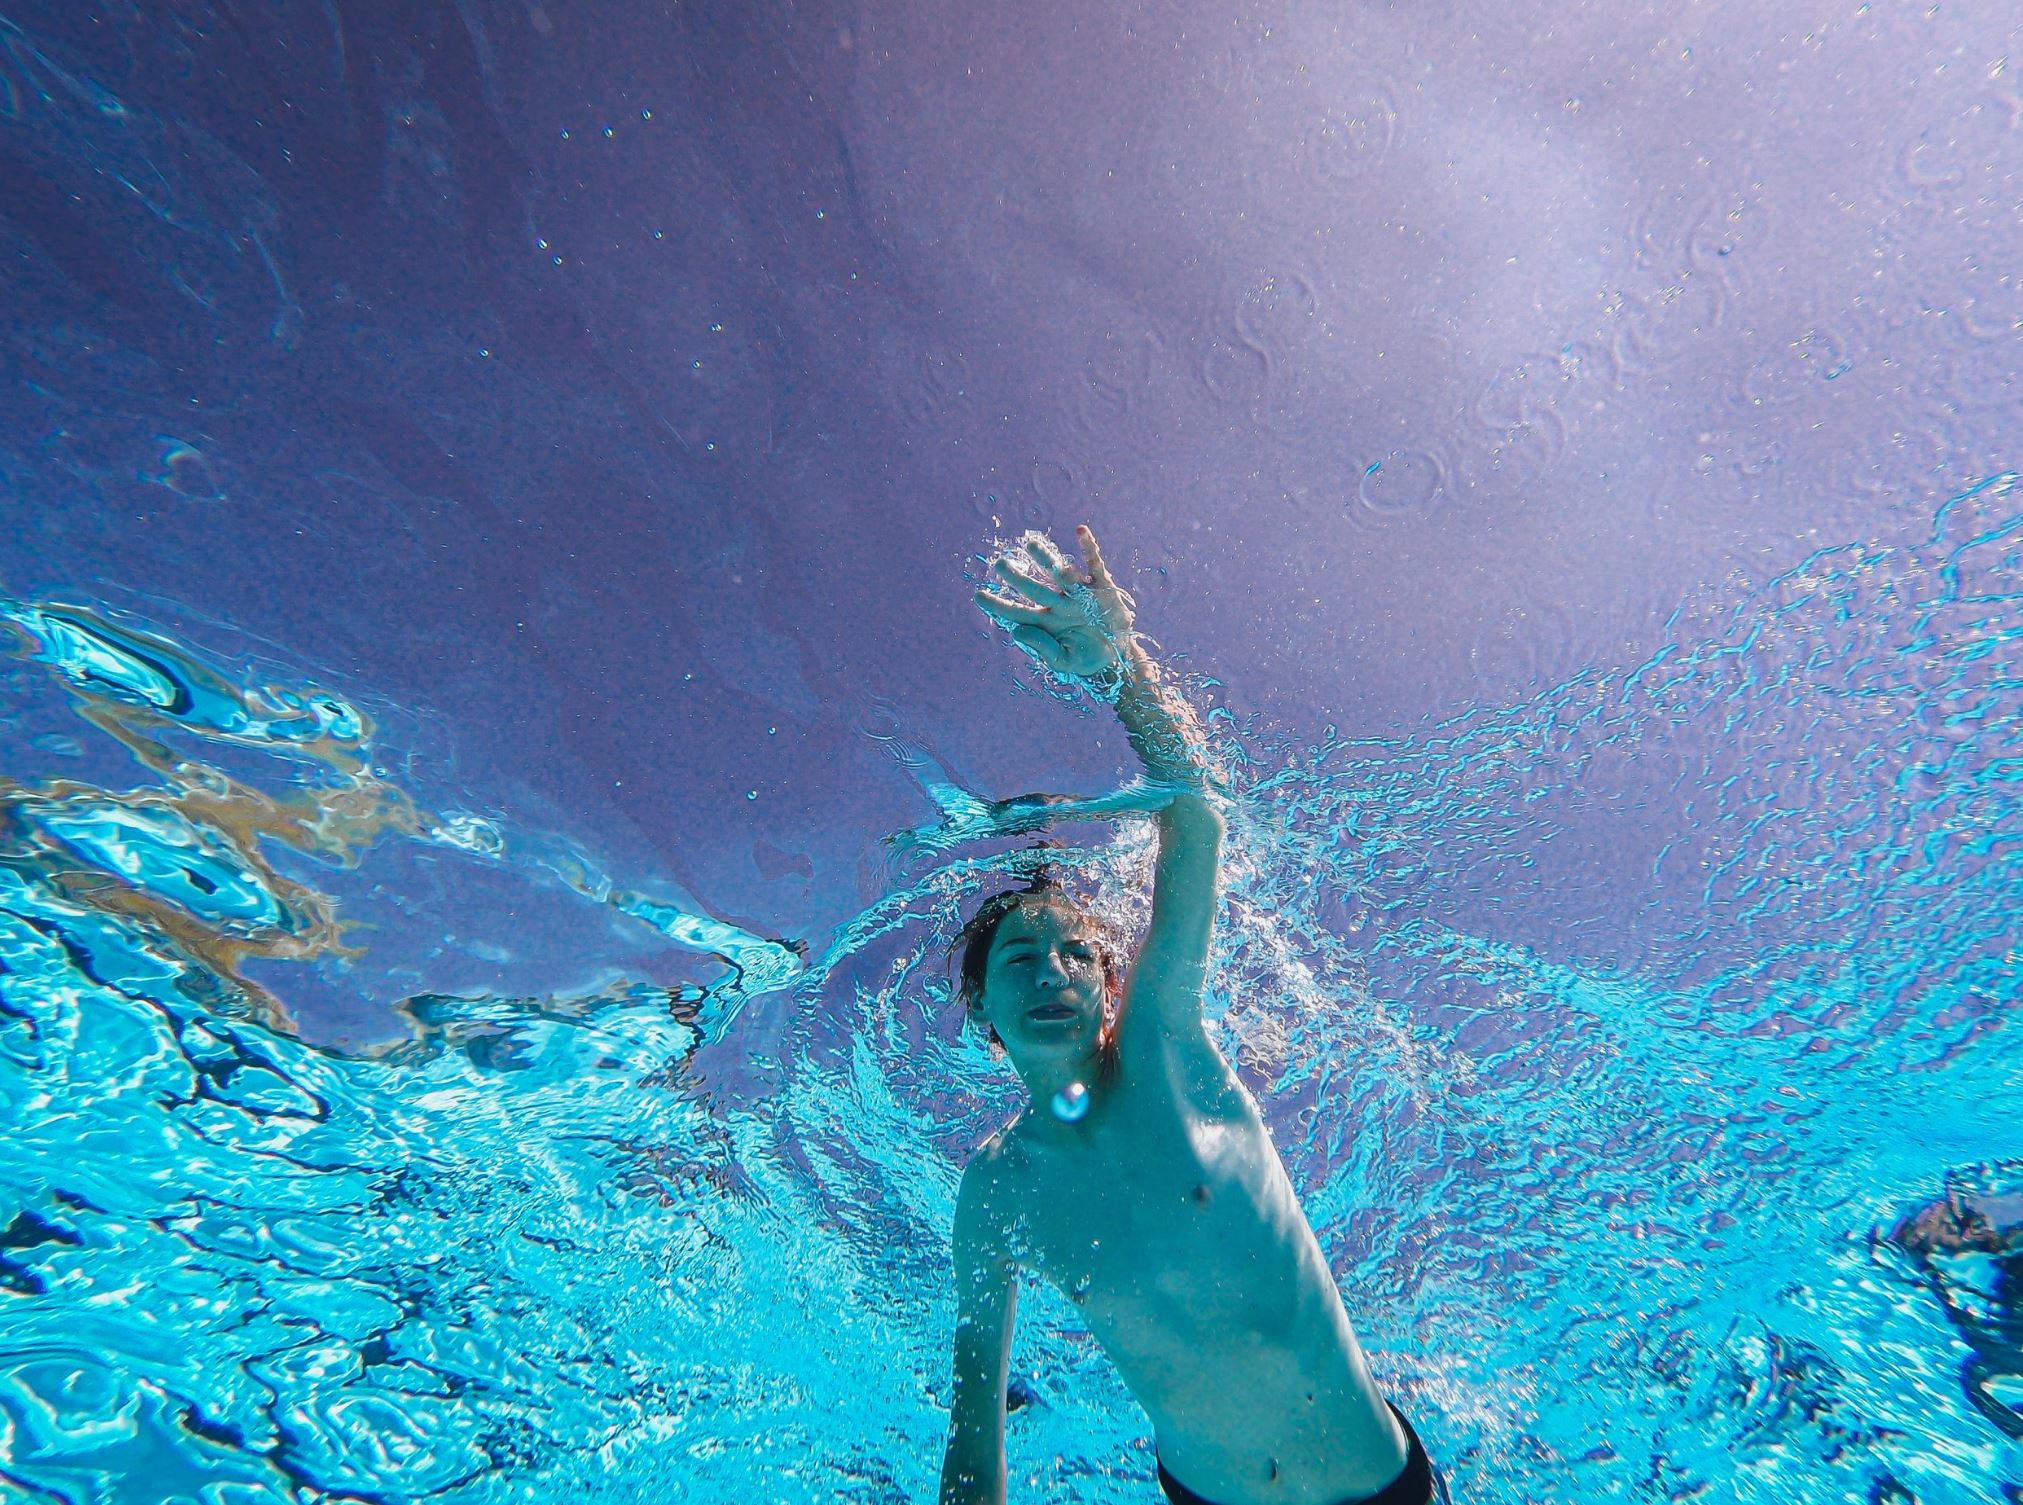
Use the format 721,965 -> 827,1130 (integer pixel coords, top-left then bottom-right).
2,481 -> 2021,1501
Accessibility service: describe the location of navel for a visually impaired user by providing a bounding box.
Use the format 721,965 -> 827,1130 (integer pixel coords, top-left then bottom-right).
1191,1183 -> 1210,1206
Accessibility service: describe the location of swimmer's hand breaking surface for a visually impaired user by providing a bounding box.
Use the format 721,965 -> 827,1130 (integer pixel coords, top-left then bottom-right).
976,525 -> 1214,794
975,525 -> 1136,684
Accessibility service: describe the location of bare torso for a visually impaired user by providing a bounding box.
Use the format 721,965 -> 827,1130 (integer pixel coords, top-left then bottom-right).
946,528 -> 1409,1505
973,1025 -> 1406,1504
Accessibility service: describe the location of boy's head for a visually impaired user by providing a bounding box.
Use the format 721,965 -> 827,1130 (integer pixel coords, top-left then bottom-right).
951,874 -> 1124,1059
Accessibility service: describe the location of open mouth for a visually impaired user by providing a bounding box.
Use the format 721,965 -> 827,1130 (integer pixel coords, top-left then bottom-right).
1026,1005 -> 1078,1022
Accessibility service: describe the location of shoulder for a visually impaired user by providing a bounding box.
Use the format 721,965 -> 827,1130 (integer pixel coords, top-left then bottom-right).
954,1130 -> 1033,1287
957,1128 -> 1029,1232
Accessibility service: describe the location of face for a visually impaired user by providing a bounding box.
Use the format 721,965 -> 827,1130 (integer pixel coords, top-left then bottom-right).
975,903 -> 1109,1066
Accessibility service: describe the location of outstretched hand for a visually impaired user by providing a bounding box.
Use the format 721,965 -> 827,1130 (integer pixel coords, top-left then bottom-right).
975,525 -> 1137,682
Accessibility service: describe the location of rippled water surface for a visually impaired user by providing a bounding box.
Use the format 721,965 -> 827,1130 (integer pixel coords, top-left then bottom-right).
3,478 -> 2020,1501
2,0 -> 2021,1500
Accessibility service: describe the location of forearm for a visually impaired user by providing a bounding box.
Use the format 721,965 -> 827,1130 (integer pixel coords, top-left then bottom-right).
938,1419 -> 1006,1505
938,1452 -> 1006,1504
941,1298 -> 1011,1505
1108,640 -> 1212,791
983,782 -> 1172,836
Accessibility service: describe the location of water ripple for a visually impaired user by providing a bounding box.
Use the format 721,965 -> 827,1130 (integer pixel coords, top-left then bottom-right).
2,481 -> 2022,1499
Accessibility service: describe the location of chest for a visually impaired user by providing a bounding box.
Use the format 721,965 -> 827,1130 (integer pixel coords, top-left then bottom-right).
1009,1097 -> 1303,1321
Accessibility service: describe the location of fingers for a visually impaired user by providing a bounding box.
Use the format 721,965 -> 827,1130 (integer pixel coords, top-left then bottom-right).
992,555 -> 1061,606
1022,532 -> 1080,590
1076,524 -> 1115,590
974,588 -> 1049,626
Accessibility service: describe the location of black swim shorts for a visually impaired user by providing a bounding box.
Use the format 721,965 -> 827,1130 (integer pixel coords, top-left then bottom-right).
1156,1403 -> 1451,1505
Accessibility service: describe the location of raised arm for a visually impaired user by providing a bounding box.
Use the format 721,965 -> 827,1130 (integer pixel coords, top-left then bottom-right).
939,1155 -> 1018,1505
975,526 -> 1226,1040
1122,787 -> 1225,1046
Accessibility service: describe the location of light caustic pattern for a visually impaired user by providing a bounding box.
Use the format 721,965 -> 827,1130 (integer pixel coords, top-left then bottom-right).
3,483 -> 2022,1502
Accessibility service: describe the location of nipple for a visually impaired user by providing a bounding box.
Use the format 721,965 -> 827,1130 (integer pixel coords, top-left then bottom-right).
1050,1080 -> 1090,1122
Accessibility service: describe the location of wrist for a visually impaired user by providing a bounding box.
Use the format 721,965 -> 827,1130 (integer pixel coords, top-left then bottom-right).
1083,641 -> 1141,703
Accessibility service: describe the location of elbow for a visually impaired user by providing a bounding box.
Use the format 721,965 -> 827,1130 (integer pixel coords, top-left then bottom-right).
1162,791 -> 1225,842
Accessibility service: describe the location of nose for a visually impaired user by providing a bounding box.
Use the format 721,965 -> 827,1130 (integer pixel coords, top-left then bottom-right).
1034,951 -> 1071,989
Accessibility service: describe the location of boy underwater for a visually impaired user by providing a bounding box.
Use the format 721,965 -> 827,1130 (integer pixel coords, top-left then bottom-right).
939,526 -> 1448,1505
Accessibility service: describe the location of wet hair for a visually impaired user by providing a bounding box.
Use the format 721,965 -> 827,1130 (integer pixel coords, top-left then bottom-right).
949,866 -> 1125,1036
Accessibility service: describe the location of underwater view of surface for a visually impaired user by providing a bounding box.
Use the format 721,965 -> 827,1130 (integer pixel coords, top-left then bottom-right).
2,0 -> 2020,1501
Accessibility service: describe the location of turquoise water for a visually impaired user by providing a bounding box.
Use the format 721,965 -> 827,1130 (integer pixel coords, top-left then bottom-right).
2,479 -> 2020,1502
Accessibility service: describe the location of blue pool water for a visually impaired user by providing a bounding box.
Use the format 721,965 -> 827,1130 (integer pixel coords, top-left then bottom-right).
1,477 -> 2019,1500
5,0 -> 2023,1500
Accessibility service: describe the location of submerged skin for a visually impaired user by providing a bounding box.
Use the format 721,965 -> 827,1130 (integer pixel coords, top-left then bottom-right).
940,528 -> 1408,1505
1890,1188 -> 2023,1440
